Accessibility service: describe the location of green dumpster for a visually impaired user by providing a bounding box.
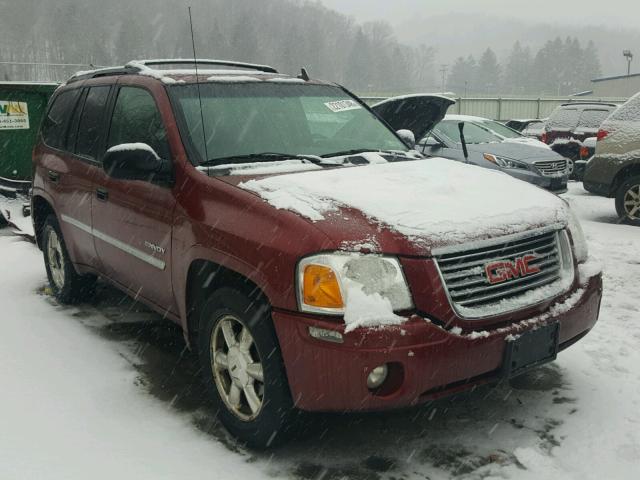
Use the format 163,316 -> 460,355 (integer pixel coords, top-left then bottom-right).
0,82 -> 59,186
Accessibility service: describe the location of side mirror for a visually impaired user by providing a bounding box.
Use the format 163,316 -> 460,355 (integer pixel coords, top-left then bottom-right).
422,135 -> 443,148
103,144 -> 171,182
396,129 -> 416,149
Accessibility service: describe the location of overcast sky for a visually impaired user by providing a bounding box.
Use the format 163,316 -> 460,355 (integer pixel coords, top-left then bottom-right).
318,0 -> 640,28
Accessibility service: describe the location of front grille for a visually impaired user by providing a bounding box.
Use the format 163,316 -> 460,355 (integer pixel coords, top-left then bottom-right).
436,230 -> 564,317
534,159 -> 567,176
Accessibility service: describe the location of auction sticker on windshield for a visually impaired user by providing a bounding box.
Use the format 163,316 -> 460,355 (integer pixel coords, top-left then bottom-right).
324,99 -> 362,113
0,101 -> 29,130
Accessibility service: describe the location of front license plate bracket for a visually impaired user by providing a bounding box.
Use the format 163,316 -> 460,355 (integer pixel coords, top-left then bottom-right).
503,322 -> 560,377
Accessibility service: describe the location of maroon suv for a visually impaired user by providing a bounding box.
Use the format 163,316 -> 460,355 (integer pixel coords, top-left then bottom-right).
32,60 -> 603,447
543,102 -> 617,159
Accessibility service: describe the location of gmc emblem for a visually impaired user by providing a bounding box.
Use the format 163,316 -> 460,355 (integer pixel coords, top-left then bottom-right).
484,255 -> 541,285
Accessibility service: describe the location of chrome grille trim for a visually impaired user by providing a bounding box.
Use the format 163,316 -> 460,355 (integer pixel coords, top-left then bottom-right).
534,159 -> 568,176
434,228 -> 574,319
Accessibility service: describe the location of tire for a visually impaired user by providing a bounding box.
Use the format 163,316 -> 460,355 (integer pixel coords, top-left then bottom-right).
42,215 -> 96,303
615,176 -> 640,226
566,159 -> 575,179
196,287 -> 296,448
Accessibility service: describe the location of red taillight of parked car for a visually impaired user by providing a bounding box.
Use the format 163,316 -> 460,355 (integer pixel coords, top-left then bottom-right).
597,129 -> 609,141
541,132 -> 548,144
580,146 -> 590,159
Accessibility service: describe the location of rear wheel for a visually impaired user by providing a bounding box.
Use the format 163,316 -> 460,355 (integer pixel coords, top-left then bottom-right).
615,176 -> 640,226
42,215 -> 96,303
196,287 -> 296,448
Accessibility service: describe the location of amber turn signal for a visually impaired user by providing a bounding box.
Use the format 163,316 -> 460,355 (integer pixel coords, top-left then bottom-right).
302,264 -> 344,309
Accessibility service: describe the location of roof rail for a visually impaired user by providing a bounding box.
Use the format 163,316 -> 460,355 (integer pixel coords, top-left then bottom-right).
134,59 -> 278,74
67,65 -> 140,83
560,101 -> 618,107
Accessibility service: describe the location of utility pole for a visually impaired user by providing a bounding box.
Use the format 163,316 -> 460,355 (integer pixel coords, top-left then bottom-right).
439,64 -> 448,93
623,50 -> 633,76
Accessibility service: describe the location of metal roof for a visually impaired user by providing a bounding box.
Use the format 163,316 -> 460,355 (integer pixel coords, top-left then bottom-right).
592,73 -> 640,83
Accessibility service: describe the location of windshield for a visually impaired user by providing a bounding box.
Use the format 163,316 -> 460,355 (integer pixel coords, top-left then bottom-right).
169,83 -> 407,165
433,120 -> 502,144
478,119 -> 522,139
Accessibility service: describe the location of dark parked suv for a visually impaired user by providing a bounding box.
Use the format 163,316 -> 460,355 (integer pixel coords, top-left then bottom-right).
543,102 -> 617,159
32,59 -> 602,447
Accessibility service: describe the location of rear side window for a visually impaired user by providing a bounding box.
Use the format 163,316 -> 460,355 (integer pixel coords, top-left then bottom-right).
547,108 -> 578,130
107,87 -> 170,160
41,89 -> 81,150
75,86 -> 111,159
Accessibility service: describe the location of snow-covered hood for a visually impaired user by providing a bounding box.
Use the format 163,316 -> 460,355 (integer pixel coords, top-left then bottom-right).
502,137 -> 550,149
238,158 -> 569,254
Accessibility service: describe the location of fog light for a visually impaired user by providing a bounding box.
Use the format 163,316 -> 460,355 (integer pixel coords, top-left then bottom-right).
367,364 -> 389,389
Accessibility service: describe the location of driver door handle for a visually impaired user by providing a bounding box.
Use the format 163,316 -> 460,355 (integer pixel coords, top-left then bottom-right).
96,188 -> 109,201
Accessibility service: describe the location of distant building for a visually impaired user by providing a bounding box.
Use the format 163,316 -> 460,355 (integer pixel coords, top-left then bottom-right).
590,73 -> 640,97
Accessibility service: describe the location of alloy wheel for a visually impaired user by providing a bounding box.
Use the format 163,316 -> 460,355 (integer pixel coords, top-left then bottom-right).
566,159 -> 574,176
211,315 -> 265,421
47,230 -> 66,290
623,184 -> 640,220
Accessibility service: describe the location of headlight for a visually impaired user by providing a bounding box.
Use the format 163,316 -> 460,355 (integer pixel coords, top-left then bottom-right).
567,208 -> 588,263
483,153 -> 528,170
297,253 -> 414,315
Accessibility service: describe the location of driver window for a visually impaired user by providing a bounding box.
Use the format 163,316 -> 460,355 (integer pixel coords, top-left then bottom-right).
108,87 -> 170,160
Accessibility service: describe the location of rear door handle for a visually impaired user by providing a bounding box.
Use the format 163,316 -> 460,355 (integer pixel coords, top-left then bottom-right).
47,170 -> 60,183
96,188 -> 109,201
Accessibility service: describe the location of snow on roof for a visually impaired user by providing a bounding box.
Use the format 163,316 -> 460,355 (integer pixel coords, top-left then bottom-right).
70,60 -> 301,85
134,58 -> 276,72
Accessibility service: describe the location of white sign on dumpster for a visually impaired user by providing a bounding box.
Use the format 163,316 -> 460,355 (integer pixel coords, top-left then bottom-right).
0,101 -> 30,130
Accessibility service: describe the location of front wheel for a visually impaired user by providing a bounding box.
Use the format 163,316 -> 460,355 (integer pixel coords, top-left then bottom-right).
615,176 -> 640,226
42,215 -> 96,303
196,288 -> 296,448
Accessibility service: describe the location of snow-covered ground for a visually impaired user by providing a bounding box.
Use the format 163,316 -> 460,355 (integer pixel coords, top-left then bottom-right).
1,183 -> 638,480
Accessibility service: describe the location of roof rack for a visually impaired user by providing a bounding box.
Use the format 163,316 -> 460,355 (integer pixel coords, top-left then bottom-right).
67,58 -> 278,83
134,59 -> 278,74
67,66 -> 139,83
560,101 -> 618,107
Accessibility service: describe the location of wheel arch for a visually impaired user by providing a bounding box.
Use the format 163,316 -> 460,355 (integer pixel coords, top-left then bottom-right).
31,194 -> 56,250
184,258 -> 272,347
611,162 -> 640,197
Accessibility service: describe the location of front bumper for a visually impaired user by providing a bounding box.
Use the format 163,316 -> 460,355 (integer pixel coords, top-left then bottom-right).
272,272 -> 602,412
505,169 -> 568,193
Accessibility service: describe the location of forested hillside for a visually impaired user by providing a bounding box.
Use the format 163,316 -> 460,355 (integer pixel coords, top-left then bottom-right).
0,0 -> 436,92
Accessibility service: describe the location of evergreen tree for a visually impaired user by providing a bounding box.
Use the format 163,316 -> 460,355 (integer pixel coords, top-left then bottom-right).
447,55 -> 477,95
477,48 -> 501,95
503,41 -> 533,95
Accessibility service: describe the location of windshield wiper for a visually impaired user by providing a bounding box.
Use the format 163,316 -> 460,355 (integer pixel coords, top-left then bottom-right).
200,152 -> 329,167
320,148 -> 421,162
320,148 -> 380,158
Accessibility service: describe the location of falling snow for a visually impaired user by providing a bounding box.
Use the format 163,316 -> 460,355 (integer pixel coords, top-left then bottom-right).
0,183 -> 638,480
